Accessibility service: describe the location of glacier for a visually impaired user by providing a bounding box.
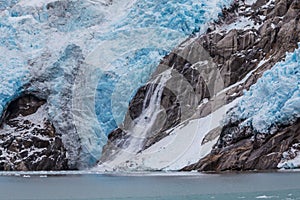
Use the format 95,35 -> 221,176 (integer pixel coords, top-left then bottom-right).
90,0 -> 233,137
226,45 -> 300,134
0,48 -> 29,118
0,0 -> 233,167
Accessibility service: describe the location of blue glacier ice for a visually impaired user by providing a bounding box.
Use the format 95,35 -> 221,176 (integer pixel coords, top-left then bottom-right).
0,15 -> 31,119
227,45 -> 300,133
0,52 -> 29,118
0,0 -> 233,167
93,0 -> 233,137
95,48 -> 168,135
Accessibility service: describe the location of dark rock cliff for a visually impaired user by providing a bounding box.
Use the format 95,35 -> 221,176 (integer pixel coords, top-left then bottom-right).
182,119 -> 300,171
0,95 -> 69,171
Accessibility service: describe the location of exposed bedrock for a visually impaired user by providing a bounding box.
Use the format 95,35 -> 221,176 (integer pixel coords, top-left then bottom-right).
182,119 -> 300,171
0,95 -> 69,171
202,0 -> 300,90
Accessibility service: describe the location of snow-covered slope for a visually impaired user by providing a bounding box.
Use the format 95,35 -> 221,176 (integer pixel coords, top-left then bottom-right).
97,97 -> 241,171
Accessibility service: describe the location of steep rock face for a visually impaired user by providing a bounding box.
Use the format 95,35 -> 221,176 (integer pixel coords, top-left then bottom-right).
0,95 -> 69,171
182,119 -> 300,171
100,0 -> 300,171
201,0 -> 300,93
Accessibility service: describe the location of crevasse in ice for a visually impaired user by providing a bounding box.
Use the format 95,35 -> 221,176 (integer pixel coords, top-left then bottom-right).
0,0 -> 233,166
227,45 -> 300,133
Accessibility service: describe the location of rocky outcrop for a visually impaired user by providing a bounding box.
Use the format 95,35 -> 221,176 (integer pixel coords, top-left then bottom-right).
201,0 -> 300,93
182,119 -> 300,171
0,95 -> 69,171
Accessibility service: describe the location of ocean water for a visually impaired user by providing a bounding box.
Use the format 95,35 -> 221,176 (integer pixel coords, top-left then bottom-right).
0,171 -> 300,200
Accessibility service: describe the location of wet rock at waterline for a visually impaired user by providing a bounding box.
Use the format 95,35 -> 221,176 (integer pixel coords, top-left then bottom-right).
182,119 -> 300,171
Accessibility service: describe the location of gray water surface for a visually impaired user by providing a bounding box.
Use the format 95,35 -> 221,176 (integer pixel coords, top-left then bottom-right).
0,171 -> 300,200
